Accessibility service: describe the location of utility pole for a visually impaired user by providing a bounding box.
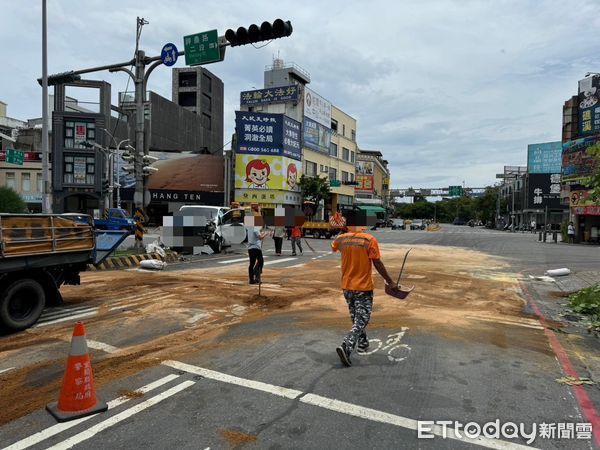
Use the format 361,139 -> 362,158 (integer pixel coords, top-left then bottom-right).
41,0 -> 51,213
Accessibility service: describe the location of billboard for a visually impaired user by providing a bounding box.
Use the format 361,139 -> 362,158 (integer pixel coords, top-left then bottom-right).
304,87 -> 331,127
234,154 -> 301,192
357,161 -> 374,175
528,173 -> 561,208
240,85 -> 299,106
356,175 -> 374,193
234,189 -> 302,206
302,116 -> 331,154
578,75 -> 600,135
570,190 -> 599,207
562,137 -> 598,182
527,141 -> 562,174
235,111 -> 301,160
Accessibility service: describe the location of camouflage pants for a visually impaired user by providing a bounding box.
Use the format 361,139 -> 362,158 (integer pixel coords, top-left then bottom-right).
343,290 -> 373,353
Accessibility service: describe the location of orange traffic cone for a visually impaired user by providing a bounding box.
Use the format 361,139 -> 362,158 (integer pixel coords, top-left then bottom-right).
46,322 -> 108,422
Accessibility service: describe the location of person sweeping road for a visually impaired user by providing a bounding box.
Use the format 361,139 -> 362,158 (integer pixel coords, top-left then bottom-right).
331,228 -> 402,367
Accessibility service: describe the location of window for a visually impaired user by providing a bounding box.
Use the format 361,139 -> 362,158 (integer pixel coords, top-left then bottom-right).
179,72 -> 197,87
64,120 -> 95,149
342,171 -> 349,182
202,93 -> 211,112
305,160 -> 317,176
329,142 -> 338,157
178,92 -> 196,107
22,173 -> 31,192
342,147 -> 350,161
328,167 -> 337,181
37,173 -> 43,192
63,155 -> 95,185
202,113 -> 211,130
351,151 -> 355,163
202,73 -> 212,93
6,172 -> 15,189
331,119 -> 338,132
351,129 -> 356,141
350,173 -> 354,182
342,124 -> 346,137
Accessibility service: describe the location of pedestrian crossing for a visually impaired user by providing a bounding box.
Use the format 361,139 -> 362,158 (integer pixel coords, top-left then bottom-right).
36,292 -> 177,328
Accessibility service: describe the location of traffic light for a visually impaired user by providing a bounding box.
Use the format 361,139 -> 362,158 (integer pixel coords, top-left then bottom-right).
121,150 -> 134,162
101,179 -> 110,192
142,155 -> 159,176
225,19 -> 293,47
37,71 -> 81,86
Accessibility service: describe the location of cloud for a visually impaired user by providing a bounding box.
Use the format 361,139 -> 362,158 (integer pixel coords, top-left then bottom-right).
3,0 -> 600,190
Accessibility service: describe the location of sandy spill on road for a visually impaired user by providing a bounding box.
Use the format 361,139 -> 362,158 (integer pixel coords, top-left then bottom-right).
0,244 -> 550,426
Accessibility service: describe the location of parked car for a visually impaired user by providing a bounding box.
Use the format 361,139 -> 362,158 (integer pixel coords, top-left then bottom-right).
410,219 -> 426,230
391,218 -> 405,230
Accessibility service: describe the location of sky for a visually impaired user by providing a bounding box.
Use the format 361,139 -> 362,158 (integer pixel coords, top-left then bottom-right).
2,0 -> 599,190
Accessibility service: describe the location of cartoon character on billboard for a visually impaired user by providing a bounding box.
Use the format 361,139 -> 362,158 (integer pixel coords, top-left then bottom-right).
245,159 -> 270,189
287,163 -> 298,190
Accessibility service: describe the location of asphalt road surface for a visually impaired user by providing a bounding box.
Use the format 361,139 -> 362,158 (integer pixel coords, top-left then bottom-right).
1,225 -> 599,449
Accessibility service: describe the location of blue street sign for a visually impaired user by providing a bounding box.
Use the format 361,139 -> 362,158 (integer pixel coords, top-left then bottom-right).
161,43 -> 178,67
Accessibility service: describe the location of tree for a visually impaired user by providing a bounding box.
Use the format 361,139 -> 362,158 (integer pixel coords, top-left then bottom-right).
298,175 -> 331,219
0,186 -> 27,213
474,186 -> 500,226
586,142 -> 600,201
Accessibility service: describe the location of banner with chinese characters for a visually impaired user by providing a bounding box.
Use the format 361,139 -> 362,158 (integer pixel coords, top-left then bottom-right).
304,87 -> 331,127
355,175 -> 374,193
235,111 -> 301,160
570,190 -> 600,207
234,188 -> 302,206
527,141 -> 562,174
302,116 -> 331,154
562,137 -> 598,182
234,154 -> 301,192
240,85 -> 299,106
578,75 -> 600,135
528,173 -> 561,208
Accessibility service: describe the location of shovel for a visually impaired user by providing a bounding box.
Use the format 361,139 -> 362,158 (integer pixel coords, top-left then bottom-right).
385,248 -> 415,300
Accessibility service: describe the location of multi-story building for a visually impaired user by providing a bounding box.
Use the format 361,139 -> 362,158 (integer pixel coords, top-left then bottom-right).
234,59 -> 358,218
355,149 -> 391,208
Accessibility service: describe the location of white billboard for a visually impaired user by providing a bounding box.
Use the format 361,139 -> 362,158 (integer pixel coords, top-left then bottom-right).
303,87 -> 331,128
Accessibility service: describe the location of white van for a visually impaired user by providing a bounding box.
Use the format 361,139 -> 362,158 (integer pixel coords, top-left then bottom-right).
177,205 -> 247,252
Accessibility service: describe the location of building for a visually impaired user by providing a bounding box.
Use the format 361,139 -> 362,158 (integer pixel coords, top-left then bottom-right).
355,149 -> 391,207
234,59 -> 359,218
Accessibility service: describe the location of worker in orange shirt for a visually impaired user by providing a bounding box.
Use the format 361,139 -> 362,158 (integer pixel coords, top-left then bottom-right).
331,229 -> 400,367
290,225 -> 303,256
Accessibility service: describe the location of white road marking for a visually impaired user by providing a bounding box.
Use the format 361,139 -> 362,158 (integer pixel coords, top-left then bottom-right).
186,312 -> 211,324
218,256 -> 270,264
108,303 -> 139,311
263,257 -> 297,266
4,374 -> 180,450
0,367 -> 15,374
86,340 -> 120,354
163,360 -> 303,400
35,310 -> 99,328
287,263 -> 305,268
40,305 -> 98,319
47,381 -> 195,450
163,360 -> 535,450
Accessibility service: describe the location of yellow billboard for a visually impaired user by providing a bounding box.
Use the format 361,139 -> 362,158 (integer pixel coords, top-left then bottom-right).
234,154 -> 301,191
234,189 -> 302,206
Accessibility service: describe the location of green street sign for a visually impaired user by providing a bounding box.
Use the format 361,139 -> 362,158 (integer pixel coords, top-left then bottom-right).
448,185 -> 463,196
184,29 -> 221,66
6,148 -> 24,166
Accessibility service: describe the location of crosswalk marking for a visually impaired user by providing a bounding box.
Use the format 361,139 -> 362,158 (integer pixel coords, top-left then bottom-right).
218,256 -> 270,264
263,257 -> 297,266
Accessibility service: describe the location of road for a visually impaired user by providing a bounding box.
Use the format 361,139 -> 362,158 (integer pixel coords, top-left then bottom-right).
1,225 -> 599,449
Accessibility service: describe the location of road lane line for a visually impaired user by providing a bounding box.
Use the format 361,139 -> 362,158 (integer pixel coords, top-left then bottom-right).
40,305 -> 98,319
47,380 -> 195,450
162,360 -> 303,400
0,367 -> 15,374
86,340 -> 120,354
35,311 -> 98,327
163,360 -> 535,449
287,264 -> 305,268
4,374 -> 181,450
263,257 -> 297,266
218,256 -> 270,264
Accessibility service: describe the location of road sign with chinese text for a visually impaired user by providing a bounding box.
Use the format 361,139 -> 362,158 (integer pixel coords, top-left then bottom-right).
6,148 -> 24,165
184,30 -> 220,66
448,185 -> 463,196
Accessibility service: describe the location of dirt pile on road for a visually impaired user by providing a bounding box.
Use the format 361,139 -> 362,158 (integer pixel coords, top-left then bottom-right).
0,244 -> 546,425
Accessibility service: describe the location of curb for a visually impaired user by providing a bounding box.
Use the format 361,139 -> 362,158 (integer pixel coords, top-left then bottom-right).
89,251 -> 178,271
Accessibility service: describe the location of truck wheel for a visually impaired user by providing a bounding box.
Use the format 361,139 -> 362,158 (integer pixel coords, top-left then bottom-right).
0,279 -> 46,332
313,230 -> 321,239
325,232 -> 332,239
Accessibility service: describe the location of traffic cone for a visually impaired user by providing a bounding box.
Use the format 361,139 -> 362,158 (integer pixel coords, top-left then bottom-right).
46,322 -> 108,422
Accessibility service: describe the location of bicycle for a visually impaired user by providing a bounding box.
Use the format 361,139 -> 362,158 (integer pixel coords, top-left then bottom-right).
357,327 -> 411,362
